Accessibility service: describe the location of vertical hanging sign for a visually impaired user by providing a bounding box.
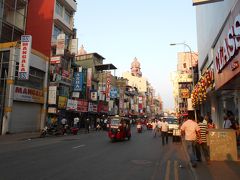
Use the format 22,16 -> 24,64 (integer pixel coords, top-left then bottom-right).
73,72 -> 83,91
56,34 -> 65,55
105,72 -> 111,102
87,68 -> 92,87
18,35 -> 32,80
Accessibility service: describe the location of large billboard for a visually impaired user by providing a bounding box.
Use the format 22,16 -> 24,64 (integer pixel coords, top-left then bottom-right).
192,0 -> 223,6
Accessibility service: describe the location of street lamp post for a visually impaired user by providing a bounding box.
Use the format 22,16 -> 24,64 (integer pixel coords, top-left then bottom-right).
170,42 -> 197,121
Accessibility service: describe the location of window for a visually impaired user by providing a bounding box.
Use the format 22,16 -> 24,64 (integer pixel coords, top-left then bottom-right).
64,10 -> 71,24
53,25 -> 61,39
55,2 -> 63,17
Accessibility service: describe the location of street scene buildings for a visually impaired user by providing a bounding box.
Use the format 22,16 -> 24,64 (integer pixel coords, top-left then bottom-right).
0,0 -> 240,180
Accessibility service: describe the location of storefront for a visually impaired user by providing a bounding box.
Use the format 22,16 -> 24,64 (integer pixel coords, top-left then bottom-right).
212,2 -> 240,127
1,45 -> 48,134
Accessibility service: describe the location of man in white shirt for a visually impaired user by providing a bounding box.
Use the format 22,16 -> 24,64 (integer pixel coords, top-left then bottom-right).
223,115 -> 232,129
160,118 -> 169,145
181,112 -> 201,168
73,116 -> 79,128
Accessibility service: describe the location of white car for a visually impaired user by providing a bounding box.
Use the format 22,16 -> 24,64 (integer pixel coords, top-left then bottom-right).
166,117 -> 179,134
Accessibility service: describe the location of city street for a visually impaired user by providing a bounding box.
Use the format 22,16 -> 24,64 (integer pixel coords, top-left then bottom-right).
0,129 -> 193,180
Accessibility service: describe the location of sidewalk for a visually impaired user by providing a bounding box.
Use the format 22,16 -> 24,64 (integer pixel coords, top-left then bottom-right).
0,132 -> 41,144
182,139 -> 240,180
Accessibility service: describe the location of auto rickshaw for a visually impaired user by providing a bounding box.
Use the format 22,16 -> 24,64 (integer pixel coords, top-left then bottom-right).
108,115 -> 131,142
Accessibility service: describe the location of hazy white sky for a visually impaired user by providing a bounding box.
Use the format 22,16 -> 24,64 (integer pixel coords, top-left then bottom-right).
75,0 -> 198,110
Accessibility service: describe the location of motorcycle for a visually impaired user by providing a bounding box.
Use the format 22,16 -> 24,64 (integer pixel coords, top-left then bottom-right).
137,123 -> 142,133
40,125 -> 63,138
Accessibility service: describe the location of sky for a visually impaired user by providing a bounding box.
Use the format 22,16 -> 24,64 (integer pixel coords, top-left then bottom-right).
74,0 -> 198,110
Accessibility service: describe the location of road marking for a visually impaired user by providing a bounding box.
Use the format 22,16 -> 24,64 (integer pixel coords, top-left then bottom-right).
72,144 -> 86,149
174,160 -> 179,180
165,160 -> 171,180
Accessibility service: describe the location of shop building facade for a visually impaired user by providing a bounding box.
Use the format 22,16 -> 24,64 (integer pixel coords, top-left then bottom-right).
195,0 -> 240,127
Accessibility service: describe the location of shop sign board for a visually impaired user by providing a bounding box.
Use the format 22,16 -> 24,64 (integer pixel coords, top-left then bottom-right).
87,68 -> 92,87
50,56 -> 61,64
73,72 -> 83,91
72,92 -> 80,98
90,90 -> 98,101
14,85 -> 44,103
56,34 -> 65,55
48,107 -> 57,114
106,73 -> 111,102
110,87 -> 118,99
88,102 -> 97,112
66,99 -> 78,111
18,35 -> 32,80
214,14 -> 240,73
48,86 -> 57,105
77,99 -> 88,112
70,38 -> 78,55
58,96 -> 67,109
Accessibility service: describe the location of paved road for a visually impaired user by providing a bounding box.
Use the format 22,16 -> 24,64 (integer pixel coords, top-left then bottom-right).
0,129 -> 193,180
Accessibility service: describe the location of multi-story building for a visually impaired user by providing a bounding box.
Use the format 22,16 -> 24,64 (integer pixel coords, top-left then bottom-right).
0,0 -> 49,134
26,0 -> 77,124
171,52 -> 198,117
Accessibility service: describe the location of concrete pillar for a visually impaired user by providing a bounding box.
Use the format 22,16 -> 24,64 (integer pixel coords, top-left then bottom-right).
2,47 -> 17,134
40,60 -> 49,130
211,94 -> 221,128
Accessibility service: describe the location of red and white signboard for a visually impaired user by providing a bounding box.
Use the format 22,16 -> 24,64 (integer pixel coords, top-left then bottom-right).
14,85 -> 44,103
18,35 -> 32,80
106,73 -> 111,102
87,68 -> 92,87
50,56 -> 61,64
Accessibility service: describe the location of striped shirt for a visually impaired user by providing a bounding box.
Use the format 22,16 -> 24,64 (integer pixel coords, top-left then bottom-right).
197,122 -> 208,143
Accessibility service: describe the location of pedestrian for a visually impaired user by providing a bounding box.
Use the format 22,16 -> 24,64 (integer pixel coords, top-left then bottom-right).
85,118 -> 90,133
207,119 -> 216,129
152,120 -> 157,137
196,116 -> 210,164
160,118 -> 169,145
223,115 -> 232,129
73,116 -> 79,128
61,116 -> 67,128
180,111 -> 201,168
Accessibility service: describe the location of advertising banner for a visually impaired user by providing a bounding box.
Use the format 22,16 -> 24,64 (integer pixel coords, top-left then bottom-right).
70,38 -> 78,55
73,72 -> 83,91
87,68 -> 92,87
48,86 -> 57,104
18,35 -> 32,80
88,102 -> 97,112
50,56 -> 61,64
90,90 -> 98,101
106,73 -> 111,102
58,96 -> 67,109
66,99 -> 78,111
98,83 -> 106,101
110,87 -> 118,99
14,85 -> 44,103
77,99 -> 88,112
56,34 -> 65,55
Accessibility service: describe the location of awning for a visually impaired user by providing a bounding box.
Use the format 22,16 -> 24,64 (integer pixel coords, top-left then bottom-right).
95,64 -> 117,71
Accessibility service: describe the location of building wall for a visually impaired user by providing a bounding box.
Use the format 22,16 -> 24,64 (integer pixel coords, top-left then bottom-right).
122,72 -> 147,93
196,0 -> 237,70
26,0 -> 55,57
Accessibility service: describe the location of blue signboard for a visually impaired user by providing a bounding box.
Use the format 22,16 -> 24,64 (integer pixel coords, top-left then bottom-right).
73,72 -> 83,91
110,87 -> 118,99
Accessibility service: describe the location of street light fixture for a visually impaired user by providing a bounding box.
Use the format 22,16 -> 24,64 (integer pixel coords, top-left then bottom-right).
170,42 -> 197,121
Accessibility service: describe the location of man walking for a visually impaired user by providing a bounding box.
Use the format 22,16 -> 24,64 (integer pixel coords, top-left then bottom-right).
160,118 -> 169,145
181,112 -> 201,168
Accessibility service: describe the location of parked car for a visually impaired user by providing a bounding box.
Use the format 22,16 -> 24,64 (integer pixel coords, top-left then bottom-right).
165,117 -> 179,134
